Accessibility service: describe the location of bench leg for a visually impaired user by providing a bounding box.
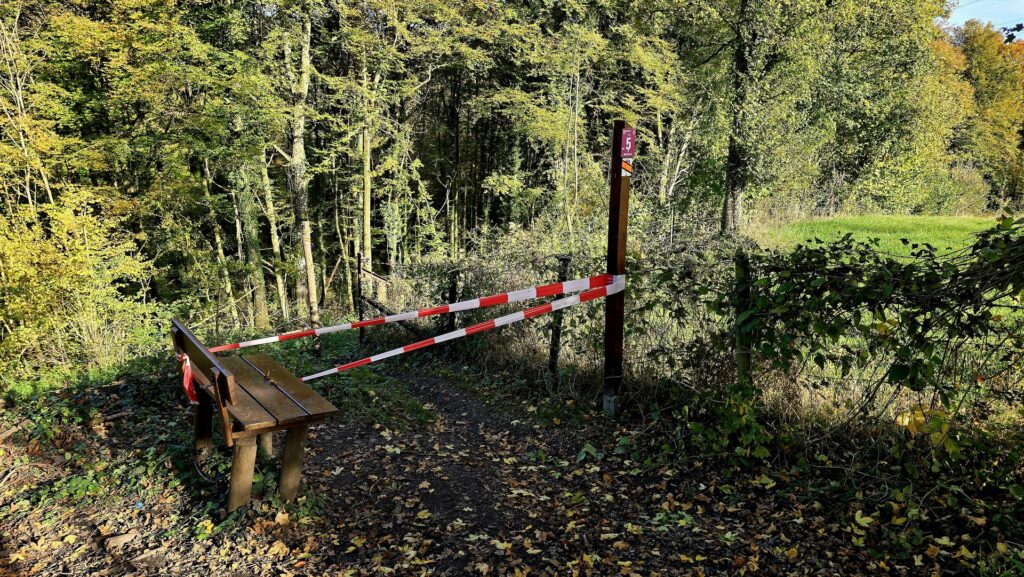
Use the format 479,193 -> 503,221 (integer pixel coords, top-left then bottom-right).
193,395 -> 214,454
226,436 -> 257,512
279,425 -> 309,502
258,432 -> 275,458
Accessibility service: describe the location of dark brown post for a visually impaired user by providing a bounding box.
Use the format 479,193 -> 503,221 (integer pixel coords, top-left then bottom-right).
194,395 -> 214,454
604,121 -> 634,417
549,255 -> 571,379
446,267 -> 459,333
734,249 -> 752,389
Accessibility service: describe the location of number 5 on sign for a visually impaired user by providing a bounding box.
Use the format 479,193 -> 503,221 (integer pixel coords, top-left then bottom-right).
620,127 -> 636,158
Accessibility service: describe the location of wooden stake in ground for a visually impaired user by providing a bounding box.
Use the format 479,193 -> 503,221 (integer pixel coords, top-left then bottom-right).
603,121 -> 634,417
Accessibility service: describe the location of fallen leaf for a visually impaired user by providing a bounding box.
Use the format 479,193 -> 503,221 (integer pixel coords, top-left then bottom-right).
267,540 -> 290,558
855,510 -> 873,527
105,531 -> 138,551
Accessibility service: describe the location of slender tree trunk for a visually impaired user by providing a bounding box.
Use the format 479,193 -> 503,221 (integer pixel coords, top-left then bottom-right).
658,119 -> 676,205
261,150 -> 290,321
335,178 -> 355,312
239,171 -> 270,329
295,241 -> 308,317
571,40 -> 581,224
361,73 -> 373,272
202,159 -> 239,327
450,77 -> 461,256
285,5 -> 320,331
229,187 -> 244,259
316,218 -> 329,305
722,0 -> 751,235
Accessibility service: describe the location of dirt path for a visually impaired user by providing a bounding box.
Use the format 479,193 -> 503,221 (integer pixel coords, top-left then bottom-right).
303,370 -> 869,576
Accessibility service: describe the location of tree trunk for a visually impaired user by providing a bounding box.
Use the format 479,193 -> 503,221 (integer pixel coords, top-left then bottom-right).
261,149 -> 290,321
295,240 -> 308,318
335,178 -> 355,312
239,171 -> 270,329
361,100 -> 373,271
285,5 -> 320,331
721,0 -> 751,235
317,218 -> 329,305
658,119 -> 676,205
202,159 -> 240,327
229,187 -> 244,259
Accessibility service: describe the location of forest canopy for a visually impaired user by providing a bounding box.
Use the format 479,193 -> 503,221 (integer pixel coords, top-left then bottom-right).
1,0 -> 1022,384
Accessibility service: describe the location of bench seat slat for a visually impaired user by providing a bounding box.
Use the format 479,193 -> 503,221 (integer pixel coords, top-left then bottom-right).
219,356 -> 311,427
243,354 -> 339,418
198,382 -> 277,431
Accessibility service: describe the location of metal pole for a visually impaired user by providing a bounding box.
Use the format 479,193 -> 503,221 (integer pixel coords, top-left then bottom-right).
603,120 -> 633,417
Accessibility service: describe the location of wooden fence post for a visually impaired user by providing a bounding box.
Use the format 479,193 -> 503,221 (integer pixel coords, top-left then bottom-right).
357,252 -> 365,349
734,249 -> 752,389
549,255 -> 571,380
603,120 -> 634,417
446,267 -> 459,334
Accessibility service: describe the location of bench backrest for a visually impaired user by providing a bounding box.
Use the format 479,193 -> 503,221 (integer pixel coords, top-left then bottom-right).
170,319 -> 238,405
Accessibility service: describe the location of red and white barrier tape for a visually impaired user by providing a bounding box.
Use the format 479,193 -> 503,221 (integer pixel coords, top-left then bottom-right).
176,353 -> 198,404
208,273 -> 614,353
301,275 -> 625,381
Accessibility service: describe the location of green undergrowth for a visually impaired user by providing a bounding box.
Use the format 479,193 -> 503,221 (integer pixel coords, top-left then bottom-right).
319,366 -> 434,431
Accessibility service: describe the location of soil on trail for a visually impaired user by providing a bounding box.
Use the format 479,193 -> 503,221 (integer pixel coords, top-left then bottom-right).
0,365 -> 891,576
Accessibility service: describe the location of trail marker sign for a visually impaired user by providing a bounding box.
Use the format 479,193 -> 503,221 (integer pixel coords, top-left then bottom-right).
620,127 -> 636,158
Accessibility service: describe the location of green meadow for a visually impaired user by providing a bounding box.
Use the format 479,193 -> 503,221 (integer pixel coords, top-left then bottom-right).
751,215 -> 996,255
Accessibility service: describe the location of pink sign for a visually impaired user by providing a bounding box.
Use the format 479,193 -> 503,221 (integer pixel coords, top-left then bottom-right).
620,127 -> 636,158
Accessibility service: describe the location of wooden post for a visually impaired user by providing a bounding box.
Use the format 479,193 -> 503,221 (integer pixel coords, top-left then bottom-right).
549,255 -> 571,380
734,249 -> 752,389
226,436 -> 257,512
279,424 -> 309,502
258,432 -> 275,458
193,394 -> 214,454
603,121 -> 633,417
357,253 -> 365,349
446,267 -> 459,334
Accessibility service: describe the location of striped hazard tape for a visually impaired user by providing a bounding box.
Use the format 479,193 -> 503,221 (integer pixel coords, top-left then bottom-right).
302,275 -> 625,381
208,273 -> 615,353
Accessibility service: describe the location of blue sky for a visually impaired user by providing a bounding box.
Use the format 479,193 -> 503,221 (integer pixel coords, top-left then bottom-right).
946,0 -> 1024,27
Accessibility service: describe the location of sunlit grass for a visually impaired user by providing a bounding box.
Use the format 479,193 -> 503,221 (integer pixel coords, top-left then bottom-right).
750,215 -> 996,256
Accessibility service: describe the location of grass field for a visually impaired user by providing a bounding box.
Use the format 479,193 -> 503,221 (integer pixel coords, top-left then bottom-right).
750,215 -> 997,255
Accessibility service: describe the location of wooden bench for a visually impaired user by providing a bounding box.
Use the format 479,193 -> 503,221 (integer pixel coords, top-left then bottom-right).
170,319 -> 338,511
